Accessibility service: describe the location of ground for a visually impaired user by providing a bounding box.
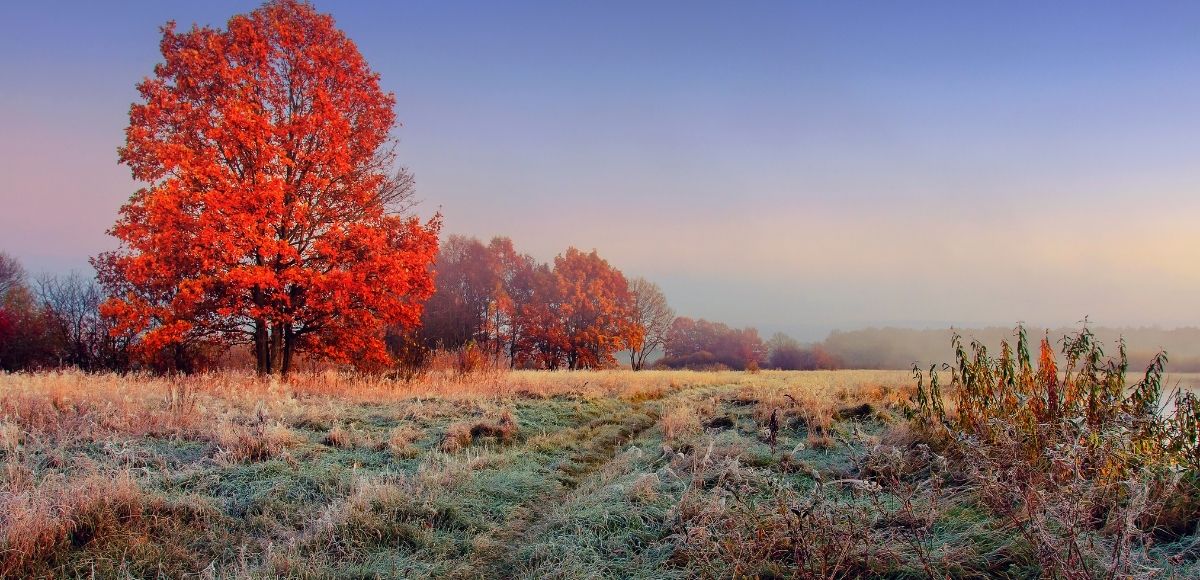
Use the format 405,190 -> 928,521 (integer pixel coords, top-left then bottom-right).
0,370 -> 1195,578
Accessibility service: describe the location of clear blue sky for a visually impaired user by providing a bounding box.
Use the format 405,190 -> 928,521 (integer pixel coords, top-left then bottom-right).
2,1 -> 1199,340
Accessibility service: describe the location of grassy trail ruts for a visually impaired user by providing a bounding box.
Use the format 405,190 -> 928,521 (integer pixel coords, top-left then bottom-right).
467,399 -> 663,577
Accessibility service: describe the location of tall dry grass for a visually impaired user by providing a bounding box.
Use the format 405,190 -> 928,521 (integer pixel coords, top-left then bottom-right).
0,367 -> 979,575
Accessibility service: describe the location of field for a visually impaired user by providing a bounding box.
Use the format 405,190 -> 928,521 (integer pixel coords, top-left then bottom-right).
1,369 -> 1198,578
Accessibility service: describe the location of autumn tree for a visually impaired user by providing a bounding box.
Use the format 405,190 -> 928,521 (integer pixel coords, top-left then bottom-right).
94,0 -> 439,375
0,285 -> 59,371
414,237 -> 640,371
486,237 -> 537,366
0,253 -> 44,370
514,262 -> 568,369
626,277 -> 674,370
419,235 -> 500,351
0,252 -> 24,366
552,248 -> 638,370
661,316 -> 766,370
415,235 -> 544,367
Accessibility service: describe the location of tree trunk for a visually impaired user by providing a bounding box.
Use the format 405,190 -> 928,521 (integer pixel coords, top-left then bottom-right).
173,344 -> 190,375
281,325 -> 295,376
254,319 -> 270,375
270,322 -> 284,374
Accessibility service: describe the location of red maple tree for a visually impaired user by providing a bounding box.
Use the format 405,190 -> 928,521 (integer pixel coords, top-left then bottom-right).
93,0 -> 440,374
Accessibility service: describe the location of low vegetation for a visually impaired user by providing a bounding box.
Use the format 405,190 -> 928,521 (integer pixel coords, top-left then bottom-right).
0,369 -> 897,577
911,327 -> 1200,577
2,346 -> 1197,577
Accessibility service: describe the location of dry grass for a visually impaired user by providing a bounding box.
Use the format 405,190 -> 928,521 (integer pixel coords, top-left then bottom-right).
1,471 -> 143,575
440,408 -> 519,452
215,419 -> 304,463
0,368 -> 917,414
5,367 -> 1186,576
387,425 -> 425,458
660,397 -> 719,446
0,469 -> 221,577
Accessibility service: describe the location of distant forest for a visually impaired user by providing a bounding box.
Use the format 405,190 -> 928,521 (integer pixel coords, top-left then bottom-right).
815,326 -> 1200,372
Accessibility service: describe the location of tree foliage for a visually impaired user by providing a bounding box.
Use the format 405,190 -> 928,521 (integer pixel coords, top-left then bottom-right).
93,0 -> 439,375
419,235 -> 503,351
416,237 -> 645,370
552,248 -> 638,370
661,316 -> 766,370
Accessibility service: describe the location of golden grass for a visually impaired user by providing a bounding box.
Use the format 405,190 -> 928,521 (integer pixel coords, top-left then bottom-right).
0,469 -> 183,576
0,367 -> 933,575
5,366 -> 1188,575
0,368 -> 921,438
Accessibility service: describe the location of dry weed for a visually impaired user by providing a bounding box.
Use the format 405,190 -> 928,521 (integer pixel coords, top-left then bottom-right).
440,409 -> 519,452
387,425 -> 424,459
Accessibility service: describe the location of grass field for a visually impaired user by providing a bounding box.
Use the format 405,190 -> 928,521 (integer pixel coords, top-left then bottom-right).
1,369 -> 1197,578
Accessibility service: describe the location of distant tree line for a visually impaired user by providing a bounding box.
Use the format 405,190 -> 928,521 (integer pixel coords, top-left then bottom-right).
394,235 -> 854,373
0,252 -> 132,372
396,235 -> 674,371
8,243 -> 1200,374
814,326 -> 1200,372
659,317 -> 766,370
0,240 -> 838,374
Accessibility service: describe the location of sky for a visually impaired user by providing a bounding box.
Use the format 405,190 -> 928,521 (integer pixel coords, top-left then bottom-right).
2,1 -> 1199,341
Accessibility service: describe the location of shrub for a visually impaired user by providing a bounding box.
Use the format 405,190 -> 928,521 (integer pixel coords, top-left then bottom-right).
912,324 -> 1200,575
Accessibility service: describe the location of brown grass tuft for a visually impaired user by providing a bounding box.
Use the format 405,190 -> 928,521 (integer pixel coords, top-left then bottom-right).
323,424 -> 355,449
440,409 -> 519,452
387,425 -> 424,458
215,420 -> 304,463
1,471 -> 148,576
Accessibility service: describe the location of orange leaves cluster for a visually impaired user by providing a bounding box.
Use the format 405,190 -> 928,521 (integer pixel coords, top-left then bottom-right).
546,248 -> 639,370
417,237 -> 642,370
93,0 -> 439,373
506,247 -> 638,370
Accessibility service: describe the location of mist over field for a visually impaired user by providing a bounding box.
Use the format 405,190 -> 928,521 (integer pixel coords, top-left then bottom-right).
815,325 -> 1200,371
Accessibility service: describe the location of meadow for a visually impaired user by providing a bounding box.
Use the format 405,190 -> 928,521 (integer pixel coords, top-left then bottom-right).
2,365 -> 1198,578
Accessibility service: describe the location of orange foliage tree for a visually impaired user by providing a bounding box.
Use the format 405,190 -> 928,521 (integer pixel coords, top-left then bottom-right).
485,236 -> 538,366
514,263 -> 570,369
93,0 -> 440,375
552,248 -> 639,370
414,235 -> 541,367
413,236 -> 643,370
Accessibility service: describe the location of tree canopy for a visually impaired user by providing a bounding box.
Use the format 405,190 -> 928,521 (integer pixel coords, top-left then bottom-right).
94,0 -> 439,374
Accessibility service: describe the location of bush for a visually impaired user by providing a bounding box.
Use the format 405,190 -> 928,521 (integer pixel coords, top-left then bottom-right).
912,324 -> 1200,576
